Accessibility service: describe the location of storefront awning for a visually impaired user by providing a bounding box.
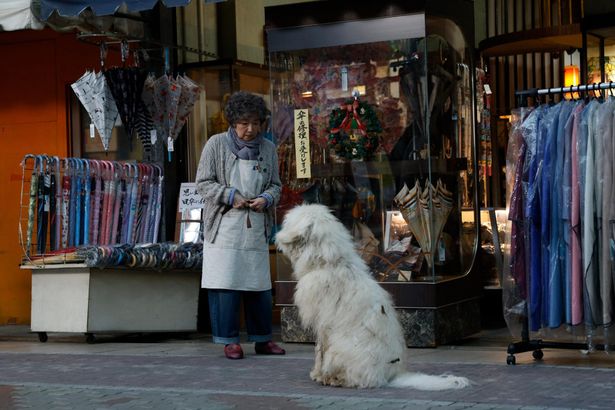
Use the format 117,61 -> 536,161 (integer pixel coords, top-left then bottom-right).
0,0 -> 44,31
36,0 -> 226,20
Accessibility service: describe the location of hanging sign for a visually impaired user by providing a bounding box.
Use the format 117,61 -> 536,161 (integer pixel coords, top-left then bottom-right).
178,182 -> 205,211
294,109 -> 311,179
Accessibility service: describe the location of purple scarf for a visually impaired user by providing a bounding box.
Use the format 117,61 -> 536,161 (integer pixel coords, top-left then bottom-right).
228,127 -> 263,160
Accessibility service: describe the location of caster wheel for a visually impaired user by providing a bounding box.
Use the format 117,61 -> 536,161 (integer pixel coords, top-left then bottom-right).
38,332 -> 48,343
506,354 -> 516,365
85,333 -> 96,344
532,349 -> 544,360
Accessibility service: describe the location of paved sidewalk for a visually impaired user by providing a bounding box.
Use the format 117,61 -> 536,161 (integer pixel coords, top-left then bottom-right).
1,326 -> 614,409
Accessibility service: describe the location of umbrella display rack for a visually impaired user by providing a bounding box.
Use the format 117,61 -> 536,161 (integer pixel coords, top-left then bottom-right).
18,155 -> 198,343
18,155 -> 164,262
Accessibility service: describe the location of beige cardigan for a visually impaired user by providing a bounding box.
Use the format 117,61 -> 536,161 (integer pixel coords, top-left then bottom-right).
195,132 -> 281,243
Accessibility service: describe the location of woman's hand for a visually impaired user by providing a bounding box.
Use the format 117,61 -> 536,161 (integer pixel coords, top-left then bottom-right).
232,192 -> 249,209
248,197 -> 267,212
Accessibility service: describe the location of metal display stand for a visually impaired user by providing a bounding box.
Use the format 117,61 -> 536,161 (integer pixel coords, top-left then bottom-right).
22,263 -> 200,343
506,82 -> 615,364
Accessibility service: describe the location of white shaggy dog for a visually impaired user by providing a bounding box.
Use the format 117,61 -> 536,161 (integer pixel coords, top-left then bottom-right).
276,204 -> 470,390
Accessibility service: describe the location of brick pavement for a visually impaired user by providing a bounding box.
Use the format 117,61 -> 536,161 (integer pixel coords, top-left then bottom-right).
0,329 -> 613,409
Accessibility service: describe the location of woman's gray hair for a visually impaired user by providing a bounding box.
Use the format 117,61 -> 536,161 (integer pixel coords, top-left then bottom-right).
224,91 -> 268,125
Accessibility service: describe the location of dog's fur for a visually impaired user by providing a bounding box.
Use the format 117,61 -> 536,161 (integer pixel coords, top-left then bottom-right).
276,204 -> 470,390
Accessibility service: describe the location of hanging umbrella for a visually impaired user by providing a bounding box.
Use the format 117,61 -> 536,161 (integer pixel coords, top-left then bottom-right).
394,178 -> 453,269
104,67 -> 146,141
171,74 -> 201,141
134,99 -> 154,156
141,74 -> 180,143
71,70 -> 119,151
141,73 -> 201,160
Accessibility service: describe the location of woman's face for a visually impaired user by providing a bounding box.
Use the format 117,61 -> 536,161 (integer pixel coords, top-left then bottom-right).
233,116 -> 261,141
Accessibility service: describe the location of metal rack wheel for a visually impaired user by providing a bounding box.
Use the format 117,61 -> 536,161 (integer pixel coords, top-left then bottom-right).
38,332 -> 48,343
532,349 -> 544,360
85,333 -> 96,344
506,354 -> 516,365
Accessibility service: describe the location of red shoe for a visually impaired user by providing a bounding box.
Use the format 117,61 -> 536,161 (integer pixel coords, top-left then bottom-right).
255,341 -> 286,355
224,343 -> 244,360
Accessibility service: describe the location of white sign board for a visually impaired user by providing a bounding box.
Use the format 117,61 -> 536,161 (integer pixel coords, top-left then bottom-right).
294,109 -> 311,179
178,182 -> 206,211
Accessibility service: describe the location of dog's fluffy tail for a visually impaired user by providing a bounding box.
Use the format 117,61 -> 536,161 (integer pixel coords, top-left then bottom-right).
388,372 -> 470,390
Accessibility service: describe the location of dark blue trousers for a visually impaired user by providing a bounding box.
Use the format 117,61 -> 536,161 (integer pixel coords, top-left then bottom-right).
207,289 -> 272,344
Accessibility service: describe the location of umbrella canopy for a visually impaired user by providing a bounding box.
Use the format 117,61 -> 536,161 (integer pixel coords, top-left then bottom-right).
71,70 -> 119,151
393,178 -> 453,269
104,67 -> 146,140
141,73 -> 201,150
172,74 -> 201,141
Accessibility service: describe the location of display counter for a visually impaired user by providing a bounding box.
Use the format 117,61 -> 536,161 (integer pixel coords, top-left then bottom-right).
22,263 -> 200,343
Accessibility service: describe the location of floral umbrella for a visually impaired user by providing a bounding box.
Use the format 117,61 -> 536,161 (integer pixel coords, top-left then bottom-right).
71,70 -> 119,151
141,74 -> 180,146
141,73 -> 201,160
171,74 -> 201,141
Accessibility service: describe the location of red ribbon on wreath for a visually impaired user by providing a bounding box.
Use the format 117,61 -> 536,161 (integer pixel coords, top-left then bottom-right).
330,99 -> 367,136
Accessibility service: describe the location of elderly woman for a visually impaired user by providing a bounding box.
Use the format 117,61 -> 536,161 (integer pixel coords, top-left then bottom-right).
195,91 -> 284,360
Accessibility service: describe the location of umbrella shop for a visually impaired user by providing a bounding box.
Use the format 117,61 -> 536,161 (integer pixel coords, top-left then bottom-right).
0,0 -> 226,341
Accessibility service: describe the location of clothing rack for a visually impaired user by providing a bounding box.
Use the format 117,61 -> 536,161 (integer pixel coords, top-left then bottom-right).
506,81 -> 615,365
515,81 -> 615,107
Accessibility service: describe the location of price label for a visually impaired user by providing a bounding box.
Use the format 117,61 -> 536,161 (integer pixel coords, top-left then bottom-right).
150,129 -> 157,145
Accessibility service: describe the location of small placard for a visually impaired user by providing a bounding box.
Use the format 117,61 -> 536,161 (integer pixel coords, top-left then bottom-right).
341,67 -> 348,91
89,123 -> 96,139
178,182 -> 206,211
438,237 -> 446,262
484,84 -> 492,95
294,109 -> 311,179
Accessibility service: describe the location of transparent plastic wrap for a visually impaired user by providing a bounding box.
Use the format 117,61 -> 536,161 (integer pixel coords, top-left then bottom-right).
502,107 -> 531,338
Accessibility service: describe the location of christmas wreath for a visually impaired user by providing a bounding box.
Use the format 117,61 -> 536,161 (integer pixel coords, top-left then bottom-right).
327,97 -> 382,160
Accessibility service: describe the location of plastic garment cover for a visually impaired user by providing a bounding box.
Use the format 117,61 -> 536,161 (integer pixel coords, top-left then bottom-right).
517,106 -> 546,332
569,102 -> 585,325
503,107 -> 531,337
582,101 -> 603,326
561,102 -> 582,324
597,99 -> 615,325
536,103 -> 561,330
547,101 -> 574,328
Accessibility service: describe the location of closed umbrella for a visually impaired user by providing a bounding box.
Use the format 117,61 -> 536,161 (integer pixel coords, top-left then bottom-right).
71,70 -> 119,151
104,67 -> 146,141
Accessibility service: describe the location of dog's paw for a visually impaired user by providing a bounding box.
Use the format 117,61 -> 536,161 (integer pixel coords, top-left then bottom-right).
310,369 -> 323,383
322,374 -> 345,387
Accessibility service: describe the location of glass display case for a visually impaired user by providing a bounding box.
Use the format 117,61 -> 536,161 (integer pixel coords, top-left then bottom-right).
268,7 -> 479,283
266,0 -> 481,346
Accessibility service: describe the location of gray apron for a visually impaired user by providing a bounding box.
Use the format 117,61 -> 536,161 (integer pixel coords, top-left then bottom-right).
202,158 -> 270,291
